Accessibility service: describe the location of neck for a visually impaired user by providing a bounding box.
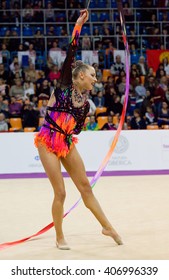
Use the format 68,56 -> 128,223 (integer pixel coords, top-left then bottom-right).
73,81 -> 83,93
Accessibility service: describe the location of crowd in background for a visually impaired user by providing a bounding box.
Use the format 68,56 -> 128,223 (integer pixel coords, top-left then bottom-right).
0,0 -> 169,132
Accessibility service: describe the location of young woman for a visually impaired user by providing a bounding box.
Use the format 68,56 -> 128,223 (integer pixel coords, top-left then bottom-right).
35,9 -> 122,250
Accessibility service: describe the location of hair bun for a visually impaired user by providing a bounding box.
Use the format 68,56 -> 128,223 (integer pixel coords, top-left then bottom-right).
74,60 -> 84,67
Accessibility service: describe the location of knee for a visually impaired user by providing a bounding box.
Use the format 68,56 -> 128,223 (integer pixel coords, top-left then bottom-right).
54,190 -> 66,203
80,184 -> 93,207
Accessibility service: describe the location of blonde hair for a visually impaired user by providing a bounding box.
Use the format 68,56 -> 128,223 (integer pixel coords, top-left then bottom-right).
72,60 -> 90,80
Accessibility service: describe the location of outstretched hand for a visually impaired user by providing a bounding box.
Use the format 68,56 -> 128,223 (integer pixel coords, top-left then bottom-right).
76,9 -> 89,25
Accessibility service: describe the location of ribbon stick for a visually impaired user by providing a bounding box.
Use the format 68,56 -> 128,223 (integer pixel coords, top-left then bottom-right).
0,1 -> 130,250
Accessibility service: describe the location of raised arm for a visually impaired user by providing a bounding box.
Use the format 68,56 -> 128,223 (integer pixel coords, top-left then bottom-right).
60,9 -> 89,88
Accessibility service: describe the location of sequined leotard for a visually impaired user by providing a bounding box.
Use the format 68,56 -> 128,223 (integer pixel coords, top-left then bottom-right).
34,24 -> 90,158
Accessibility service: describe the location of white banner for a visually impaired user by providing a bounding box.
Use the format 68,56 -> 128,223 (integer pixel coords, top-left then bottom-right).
49,50 -> 66,68
81,51 -> 99,65
0,130 -> 169,175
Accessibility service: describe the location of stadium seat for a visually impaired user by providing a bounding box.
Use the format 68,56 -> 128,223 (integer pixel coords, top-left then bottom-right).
24,127 -> 36,132
84,116 -> 90,124
0,27 -> 10,36
162,125 -> 169,129
9,118 -> 22,131
113,12 -> 119,21
89,0 -> 97,8
11,27 -> 20,36
102,69 -> 112,82
95,107 -> 107,116
34,26 -> 44,35
111,0 -> 117,8
23,26 -> 33,36
91,12 -> 99,22
100,12 -> 110,22
81,26 -> 90,35
97,116 -> 108,129
147,124 -> 159,130
98,0 -> 105,8
133,0 -> 140,7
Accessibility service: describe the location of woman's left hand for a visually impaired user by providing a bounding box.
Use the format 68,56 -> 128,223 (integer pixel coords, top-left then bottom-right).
76,9 -> 89,25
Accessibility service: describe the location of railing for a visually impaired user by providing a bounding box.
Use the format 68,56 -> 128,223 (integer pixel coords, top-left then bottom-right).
0,6 -> 168,69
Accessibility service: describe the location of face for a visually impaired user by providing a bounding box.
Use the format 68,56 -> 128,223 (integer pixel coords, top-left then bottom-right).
82,66 -> 97,90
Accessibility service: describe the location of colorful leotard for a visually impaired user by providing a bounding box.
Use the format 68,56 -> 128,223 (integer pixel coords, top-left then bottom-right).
34,24 -> 90,158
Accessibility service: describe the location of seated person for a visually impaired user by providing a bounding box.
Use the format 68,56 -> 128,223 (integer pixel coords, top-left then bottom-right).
85,115 -> 99,131
130,108 -> 146,129
101,115 -> 116,130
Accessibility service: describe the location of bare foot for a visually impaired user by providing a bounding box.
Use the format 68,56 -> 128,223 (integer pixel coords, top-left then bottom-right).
102,228 -> 123,245
56,238 -> 70,250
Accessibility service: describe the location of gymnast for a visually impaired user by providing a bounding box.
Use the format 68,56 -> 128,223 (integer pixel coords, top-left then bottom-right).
35,9 -> 123,250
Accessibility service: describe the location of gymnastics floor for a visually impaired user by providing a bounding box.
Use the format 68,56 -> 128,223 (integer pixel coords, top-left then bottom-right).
0,175 -> 169,260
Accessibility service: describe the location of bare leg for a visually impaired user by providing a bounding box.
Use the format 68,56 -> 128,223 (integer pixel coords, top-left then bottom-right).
38,145 -> 70,249
61,146 -> 123,245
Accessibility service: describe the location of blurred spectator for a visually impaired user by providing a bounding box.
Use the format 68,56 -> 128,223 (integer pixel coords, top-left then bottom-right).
47,25 -> 56,37
165,88 -> 169,105
104,86 -> 117,108
0,63 -> 9,84
36,78 -> 51,100
10,1 -> 21,23
92,63 -> 102,80
33,29 -> 45,51
145,105 -> 156,125
110,55 -> 125,76
9,96 -> 22,117
0,78 -> 9,99
130,108 -> 146,129
156,63 -> 165,79
58,29 -> 69,51
151,76 -> 168,113
86,115 -> 99,131
107,95 -> 123,117
9,56 -> 20,72
22,103 -> 39,129
157,101 -> 169,127
0,112 -> 8,131
93,77 -> 104,94
93,91 -> 105,107
33,1 -> 44,22
39,99 -> 48,117
45,1 -> 55,22
24,62 -> 37,83
48,64 -> 61,82
2,30 -> 11,50
137,56 -> 148,76
28,43 -> 36,64
0,0 -> 11,23
84,91 -> 96,116
81,33 -> 91,50
101,115 -> 116,130
10,62 -> 25,83
68,2 -> 79,22
162,57 -> 169,76
22,3 -> 33,22
102,28 -> 114,49
118,75 -> 133,96
9,78 -> 24,99
123,1 -> 134,22
0,94 -> 9,118
0,43 -> 10,64
23,79 -> 35,100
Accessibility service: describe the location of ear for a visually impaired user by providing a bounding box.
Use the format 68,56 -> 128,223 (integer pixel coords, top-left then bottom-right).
79,71 -> 85,80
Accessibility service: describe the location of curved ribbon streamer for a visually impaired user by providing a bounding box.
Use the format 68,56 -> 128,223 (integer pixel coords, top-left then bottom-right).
0,1 -> 130,250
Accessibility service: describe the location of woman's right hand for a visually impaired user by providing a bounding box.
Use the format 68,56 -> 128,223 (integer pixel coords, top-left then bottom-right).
76,9 -> 89,26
